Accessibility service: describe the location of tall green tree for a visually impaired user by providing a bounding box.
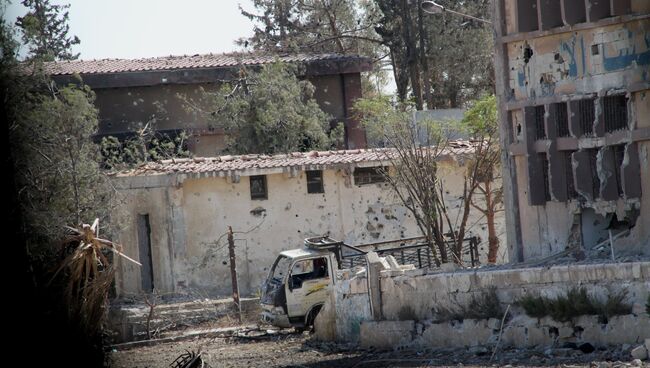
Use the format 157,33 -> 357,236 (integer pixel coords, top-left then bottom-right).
5,1 -> 117,365
183,62 -> 342,155
375,0 -> 494,109
15,0 -> 80,61
238,0 -> 388,96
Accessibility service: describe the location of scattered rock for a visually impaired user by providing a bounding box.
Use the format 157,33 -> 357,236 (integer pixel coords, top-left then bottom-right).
631,358 -> 643,366
630,345 -> 648,360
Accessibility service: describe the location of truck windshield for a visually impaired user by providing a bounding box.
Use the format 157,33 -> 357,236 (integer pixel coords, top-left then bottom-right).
270,255 -> 292,282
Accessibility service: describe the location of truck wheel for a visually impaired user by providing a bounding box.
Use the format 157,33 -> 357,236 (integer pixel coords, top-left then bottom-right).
305,305 -> 323,332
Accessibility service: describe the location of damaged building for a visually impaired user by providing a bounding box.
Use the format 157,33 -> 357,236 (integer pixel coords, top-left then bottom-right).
110,143 -> 506,297
45,52 -> 372,153
493,0 -> 650,260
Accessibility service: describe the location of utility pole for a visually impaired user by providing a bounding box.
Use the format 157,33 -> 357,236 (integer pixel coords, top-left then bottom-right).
227,226 -> 242,322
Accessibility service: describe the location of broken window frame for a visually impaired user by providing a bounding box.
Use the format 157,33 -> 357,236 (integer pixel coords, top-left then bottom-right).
306,170 -> 324,194
250,175 -> 268,200
540,153 -> 551,202
354,166 -> 387,185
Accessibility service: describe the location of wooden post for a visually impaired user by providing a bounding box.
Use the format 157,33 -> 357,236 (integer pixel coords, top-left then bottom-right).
227,226 -> 242,322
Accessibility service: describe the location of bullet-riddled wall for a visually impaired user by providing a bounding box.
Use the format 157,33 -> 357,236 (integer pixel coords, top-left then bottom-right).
111,157 -> 507,298
494,0 -> 649,261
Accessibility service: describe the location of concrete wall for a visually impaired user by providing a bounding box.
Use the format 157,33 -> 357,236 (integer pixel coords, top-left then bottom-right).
495,0 -> 650,261
113,160 -> 507,298
328,260 -> 649,345
93,73 -> 367,152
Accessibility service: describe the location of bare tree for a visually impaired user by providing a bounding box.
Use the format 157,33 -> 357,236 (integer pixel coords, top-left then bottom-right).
463,95 -> 503,263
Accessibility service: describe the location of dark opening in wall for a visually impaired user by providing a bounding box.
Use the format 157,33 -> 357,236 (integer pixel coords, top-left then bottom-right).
539,0 -> 563,30
603,95 -> 628,133
534,105 -> 546,140
560,0 -> 586,25
306,170 -> 324,194
517,0 -> 539,32
611,0 -> 631,16
613,145 -> 625,197
578,99 -> 595,136
250,175 -> 268,200
586,0 -> 611,22
540,153 -> 551,202
588,149 -> 600,199
565,151 -> 577,199
354,166 -> 387,185
551,102 -> 570,137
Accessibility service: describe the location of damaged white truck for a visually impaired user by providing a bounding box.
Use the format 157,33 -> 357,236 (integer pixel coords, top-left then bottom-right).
259,235 -> 436,331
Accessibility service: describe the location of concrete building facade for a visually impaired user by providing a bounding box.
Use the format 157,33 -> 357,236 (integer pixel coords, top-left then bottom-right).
110,143 -> 506,298
493,0 -> 650,261
46,53 -> 372,154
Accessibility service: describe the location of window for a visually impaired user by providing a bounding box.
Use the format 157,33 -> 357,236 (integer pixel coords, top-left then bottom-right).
250,175 -> 267,200
551,102 -> 570,138
578,99 -> 595,136
588,149 -> 600,199
540,154 -> 551,201
354,167 -> 387,185
534,105 -> 546,140
289,257 -> 329,290
306,170 -> 324,194
613,145 -> 625,197
565,151 -> 577,199
516,0 -> 539,33
603,95 -> 628,133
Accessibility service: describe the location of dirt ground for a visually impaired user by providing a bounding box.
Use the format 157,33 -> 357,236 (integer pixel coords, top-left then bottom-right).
107,328 -> 645,368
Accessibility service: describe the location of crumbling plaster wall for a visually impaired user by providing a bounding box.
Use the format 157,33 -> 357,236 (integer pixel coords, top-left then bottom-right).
380,262 -> 649,322
113,183 -> 177,297
504,13 -> 650,259
508,19 -> 648,100
112,158 -> 507,297
328,261 -> 649,344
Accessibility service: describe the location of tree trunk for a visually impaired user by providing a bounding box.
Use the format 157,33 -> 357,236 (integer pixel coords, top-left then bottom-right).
417,0 -> 432,109
401,0 -> 423,110
485,180 -> 500,264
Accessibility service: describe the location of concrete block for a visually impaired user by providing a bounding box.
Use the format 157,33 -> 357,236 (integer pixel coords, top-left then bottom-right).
630,345 -> 648,360
360,320 -> 415,349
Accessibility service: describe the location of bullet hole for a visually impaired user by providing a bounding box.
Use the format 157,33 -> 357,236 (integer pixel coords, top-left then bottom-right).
516,123 -> 522,136
523,44 -> 534,64
222,260 -> 227,265
554,53 -> 564,63
295,214 -> 299,217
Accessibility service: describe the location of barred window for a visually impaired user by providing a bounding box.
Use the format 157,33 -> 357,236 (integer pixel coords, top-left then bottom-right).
250,175 -> 267,200
354,167 -> 387,185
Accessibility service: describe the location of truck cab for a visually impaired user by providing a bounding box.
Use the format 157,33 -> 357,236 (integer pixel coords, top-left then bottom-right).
260,246 -> 336,330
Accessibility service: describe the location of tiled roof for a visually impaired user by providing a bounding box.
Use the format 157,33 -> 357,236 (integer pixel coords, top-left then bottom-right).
42,52 -> 369,76
115,141 -> 478,177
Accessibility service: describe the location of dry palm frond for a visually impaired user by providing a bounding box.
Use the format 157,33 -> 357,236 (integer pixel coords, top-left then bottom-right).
51,218 -> 140,334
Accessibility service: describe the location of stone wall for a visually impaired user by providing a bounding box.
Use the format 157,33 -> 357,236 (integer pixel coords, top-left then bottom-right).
325,261 -> 650,347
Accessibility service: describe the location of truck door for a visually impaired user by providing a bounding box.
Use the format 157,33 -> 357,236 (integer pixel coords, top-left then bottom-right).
285,257 -> 331,318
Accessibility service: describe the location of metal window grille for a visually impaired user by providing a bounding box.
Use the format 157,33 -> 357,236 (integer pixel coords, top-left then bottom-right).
565,151 -> 577,199
552,103 -> 570,137
354,167 -> 387,185
578,99 -> 595,136
589,149 -> 600,198
603,95 -> 628,133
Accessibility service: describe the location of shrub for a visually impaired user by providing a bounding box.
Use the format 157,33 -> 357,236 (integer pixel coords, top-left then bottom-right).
432,287 -> 503,322
516,287 -> 632,323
